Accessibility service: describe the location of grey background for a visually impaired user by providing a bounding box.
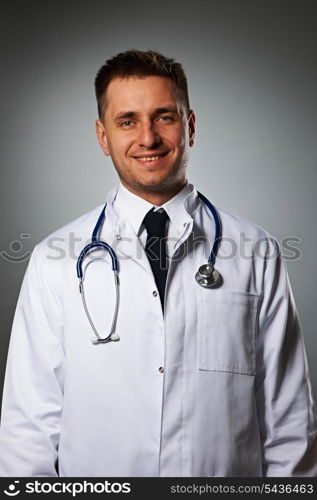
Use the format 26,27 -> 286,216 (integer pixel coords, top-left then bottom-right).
0,0 -> 316,404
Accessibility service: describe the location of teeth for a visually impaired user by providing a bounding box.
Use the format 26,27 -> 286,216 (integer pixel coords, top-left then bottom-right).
138,155 -> 162,162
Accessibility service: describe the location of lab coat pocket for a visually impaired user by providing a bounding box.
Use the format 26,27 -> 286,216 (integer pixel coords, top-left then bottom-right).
198,290 -> 260,375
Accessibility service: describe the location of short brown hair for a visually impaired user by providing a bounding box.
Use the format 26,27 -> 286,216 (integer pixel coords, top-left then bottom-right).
95,49 -> 190,119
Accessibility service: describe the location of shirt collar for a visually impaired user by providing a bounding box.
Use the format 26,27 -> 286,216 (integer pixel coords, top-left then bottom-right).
114,182 -> 195,236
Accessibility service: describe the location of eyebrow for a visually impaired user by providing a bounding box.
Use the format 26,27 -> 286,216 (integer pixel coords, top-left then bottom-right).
113,106 -> 179,121
114,111 -> 136,121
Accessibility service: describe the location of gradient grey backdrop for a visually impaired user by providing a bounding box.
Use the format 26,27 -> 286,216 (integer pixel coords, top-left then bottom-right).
1,0 -> 316,405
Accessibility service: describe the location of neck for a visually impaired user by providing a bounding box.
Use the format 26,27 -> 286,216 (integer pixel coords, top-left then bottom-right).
121,180 -> 187,206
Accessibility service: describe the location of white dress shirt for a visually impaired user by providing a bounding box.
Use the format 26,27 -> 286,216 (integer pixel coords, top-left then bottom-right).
116,182 -> 193,260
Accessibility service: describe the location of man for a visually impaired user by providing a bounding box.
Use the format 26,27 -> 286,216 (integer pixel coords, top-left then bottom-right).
0,50 -> 316,477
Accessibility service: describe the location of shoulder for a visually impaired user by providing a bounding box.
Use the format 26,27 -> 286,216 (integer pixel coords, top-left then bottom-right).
217,206 -> 270,238
31,204 -> 105,268
218,206 -> 281,261
198,197 -> 280,257
41,204 -> 105,244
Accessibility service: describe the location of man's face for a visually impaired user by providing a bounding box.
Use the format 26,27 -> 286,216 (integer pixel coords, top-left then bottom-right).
96,75 -> 195,199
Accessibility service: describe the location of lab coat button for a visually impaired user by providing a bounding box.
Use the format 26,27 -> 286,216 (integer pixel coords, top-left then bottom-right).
158,366 -> 164,373
152,290 -> 158,297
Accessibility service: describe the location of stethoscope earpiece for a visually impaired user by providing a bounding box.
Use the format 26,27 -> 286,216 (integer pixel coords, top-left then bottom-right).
91,333 -> 120,345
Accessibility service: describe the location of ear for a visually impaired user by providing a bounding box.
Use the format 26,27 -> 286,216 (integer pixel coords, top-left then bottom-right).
96,119 -> 111,156
188,111 -> 196,147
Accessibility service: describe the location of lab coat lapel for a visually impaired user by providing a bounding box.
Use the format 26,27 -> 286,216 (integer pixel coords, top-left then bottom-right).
113,220 -> 153,274
168,189 -> 207,261
99,185 -> 208,274
101,197 -> 153,275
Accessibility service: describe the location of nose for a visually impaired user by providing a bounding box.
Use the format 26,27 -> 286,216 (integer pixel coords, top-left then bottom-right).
137,121 -> 161,148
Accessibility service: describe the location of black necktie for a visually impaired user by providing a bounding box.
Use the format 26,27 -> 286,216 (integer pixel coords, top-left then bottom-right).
143,208 -> 169,310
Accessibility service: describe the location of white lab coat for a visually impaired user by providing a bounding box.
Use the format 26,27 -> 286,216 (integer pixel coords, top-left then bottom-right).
0,185 -> 316,477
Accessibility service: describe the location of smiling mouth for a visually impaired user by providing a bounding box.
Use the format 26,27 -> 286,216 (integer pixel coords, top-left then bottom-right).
133,152 -> 168,162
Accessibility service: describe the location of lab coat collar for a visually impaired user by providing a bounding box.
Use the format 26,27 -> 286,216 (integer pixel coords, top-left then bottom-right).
104,182 -> 200,226
115,182 -> 194,237
160,183 -> 195,237
98,187 -> 148,273
101,183 -> 201,271
115,184 -> 155,237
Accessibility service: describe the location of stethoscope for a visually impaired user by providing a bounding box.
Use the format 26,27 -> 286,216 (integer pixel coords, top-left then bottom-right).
76,192 -> 222,344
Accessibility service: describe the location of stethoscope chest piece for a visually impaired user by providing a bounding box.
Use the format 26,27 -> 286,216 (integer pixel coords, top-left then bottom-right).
195,263 -> 222,288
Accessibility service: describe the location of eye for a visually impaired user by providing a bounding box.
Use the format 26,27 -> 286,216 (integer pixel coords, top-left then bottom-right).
158,115 -> 173,122
121,120 -> 134,127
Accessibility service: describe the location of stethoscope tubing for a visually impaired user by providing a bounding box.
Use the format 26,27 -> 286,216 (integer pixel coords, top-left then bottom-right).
77,191 -> 222,343
197,191 -> 222,265
77,239 -> 118,278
